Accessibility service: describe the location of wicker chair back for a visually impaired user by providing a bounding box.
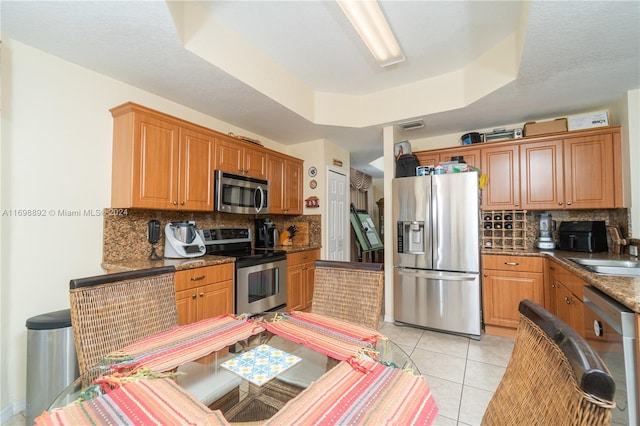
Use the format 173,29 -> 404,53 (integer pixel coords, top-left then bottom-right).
481,299 -> 615,425
68,267 -> 178,374
310,260 -> 383,330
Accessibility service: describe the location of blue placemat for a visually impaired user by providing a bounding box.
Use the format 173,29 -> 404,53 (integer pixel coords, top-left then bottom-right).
221,344 -> 301,386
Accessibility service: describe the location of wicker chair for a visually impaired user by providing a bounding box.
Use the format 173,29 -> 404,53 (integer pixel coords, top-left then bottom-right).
311,260 -> 384,330
69,267 -> 178,374
69,267 -> 240,409
481,299 -> 616,426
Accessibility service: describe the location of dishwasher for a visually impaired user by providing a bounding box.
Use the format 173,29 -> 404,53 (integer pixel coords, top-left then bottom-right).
583,286 -> 638,425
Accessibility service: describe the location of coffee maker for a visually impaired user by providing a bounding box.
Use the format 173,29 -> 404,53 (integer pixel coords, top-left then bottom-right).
255,218 -> 278,248
537,213 -> 556,250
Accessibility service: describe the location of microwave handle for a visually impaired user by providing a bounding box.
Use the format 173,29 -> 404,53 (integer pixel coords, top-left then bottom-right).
255,186 -> 265,213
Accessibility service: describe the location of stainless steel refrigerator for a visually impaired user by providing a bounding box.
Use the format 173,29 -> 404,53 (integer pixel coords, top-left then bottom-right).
392,172 -> 481,338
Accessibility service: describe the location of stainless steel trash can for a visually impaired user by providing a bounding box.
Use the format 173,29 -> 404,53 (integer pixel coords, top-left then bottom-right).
25,309 -> 79,425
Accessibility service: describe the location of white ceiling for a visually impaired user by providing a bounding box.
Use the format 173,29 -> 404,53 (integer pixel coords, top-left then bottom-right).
2,1 -> 639,178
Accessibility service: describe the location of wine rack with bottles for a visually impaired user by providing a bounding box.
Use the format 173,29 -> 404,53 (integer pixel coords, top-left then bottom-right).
482,210 -> 528,250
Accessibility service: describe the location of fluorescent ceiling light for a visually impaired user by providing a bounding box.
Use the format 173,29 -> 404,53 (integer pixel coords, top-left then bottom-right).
337,0 -> 405,67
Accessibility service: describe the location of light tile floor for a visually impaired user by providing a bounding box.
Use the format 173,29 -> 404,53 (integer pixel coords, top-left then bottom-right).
378,321 -> 515,426
5,324 -> 514,426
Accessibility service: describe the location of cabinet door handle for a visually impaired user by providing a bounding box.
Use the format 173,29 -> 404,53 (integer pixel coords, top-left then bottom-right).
180,201 -> 185,206
515,203 -> 519,207
172,201 -> 178,206
191,275 -> 206,281
191,294 -> 197,299
567,201 -> 572,206
558,202 -> 563,206
504,262 -> 519,266
483,273 -> 488,278
565,296 -> 572,304
199,292 -> 205,297
550,266 -> 555,270
301,256 -> 308,260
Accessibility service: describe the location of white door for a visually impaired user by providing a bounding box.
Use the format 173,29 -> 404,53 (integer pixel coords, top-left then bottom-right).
327,168 -> 347,260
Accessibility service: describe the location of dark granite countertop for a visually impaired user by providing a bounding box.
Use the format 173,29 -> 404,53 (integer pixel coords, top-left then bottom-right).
101,255 -> 235,273
101,246 -> 322,273
482,248 -> 640,313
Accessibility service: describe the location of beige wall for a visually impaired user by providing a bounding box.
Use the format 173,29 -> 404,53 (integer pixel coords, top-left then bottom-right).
0,39 -> 305,417
289,139 -> 350,260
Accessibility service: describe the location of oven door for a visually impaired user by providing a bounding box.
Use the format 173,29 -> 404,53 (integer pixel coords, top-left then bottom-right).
215,170 -> 269,214
236,258 -> 287,314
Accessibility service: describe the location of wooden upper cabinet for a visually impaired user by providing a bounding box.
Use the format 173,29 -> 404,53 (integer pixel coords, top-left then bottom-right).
415,148 -> 480,169
414,126 -> 623,211
110,104 -> 214,211
520,132 -> 617,210
520,140 -> 564,210
215,136 -> 267,179
267,152 -> 303,215
415,151 -> 441,167
480,145 -> 520,210
441,148 -> 480,169
111,102 -> 304,213
563,133 -> 615,209
179,126 -> 215,211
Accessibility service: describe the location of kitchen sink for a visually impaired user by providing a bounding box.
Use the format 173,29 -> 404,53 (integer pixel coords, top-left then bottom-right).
567,258 -> 640,277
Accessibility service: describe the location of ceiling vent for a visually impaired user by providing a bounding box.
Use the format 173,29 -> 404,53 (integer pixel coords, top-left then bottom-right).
397,120 -> 425,131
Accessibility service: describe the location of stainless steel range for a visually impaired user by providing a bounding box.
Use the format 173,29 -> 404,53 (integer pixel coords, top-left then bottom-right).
198,228 -> 287,313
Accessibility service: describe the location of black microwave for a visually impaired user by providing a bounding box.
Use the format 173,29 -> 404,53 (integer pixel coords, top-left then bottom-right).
214,170 -> 269,214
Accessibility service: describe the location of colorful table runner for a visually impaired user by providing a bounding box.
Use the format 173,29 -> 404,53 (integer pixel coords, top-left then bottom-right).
102,314 -> 263,373
264,360 -> 439,425
262,311 -> 386,365
36,378 -> 230,426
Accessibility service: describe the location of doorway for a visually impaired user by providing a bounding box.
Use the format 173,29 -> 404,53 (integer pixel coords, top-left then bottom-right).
326,167 -> 347,260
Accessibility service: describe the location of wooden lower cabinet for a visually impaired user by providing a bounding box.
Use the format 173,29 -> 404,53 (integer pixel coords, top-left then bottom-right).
482,255 -> 544,337
175,263 -> 234,325
286,249 -> 320,312
547,259 -> 586,337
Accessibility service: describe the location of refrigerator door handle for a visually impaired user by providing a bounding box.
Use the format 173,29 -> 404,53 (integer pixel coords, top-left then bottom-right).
432,179 -> 439,264
396,268 -> 477,281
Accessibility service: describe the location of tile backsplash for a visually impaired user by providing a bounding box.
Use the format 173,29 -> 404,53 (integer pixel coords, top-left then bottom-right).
103,209 -> 321,263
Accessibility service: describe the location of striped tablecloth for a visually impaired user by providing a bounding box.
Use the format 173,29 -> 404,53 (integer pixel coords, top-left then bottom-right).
262,311 -> 386,365
265,359 -> 439,425
36,378 -> 230,426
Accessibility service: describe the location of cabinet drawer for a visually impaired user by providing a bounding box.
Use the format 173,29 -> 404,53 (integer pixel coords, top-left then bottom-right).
175,263 -> 234,291
286,249 -> 320,267
482,255 -> 544,273
549,260 -> 586,298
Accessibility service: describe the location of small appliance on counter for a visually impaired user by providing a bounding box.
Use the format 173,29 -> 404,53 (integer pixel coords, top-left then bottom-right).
536,213 -> 556,250
164,221 -> 206,258
558,221 -> 608,252
255,218 -> 278,248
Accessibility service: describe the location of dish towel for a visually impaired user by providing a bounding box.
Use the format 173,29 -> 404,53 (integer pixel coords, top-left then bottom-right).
262,311 -> 388,370
102,314 -> 264,373
35,378 -> 230,426
264,359 -> 439,425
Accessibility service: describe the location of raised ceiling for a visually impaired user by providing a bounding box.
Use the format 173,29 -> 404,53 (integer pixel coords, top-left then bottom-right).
3,1 -> 639,178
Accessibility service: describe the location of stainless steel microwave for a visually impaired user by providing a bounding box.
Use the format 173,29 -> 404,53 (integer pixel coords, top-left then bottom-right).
214,170 -> 269,214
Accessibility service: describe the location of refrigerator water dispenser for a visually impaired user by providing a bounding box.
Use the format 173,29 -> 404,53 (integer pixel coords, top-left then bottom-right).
397,221 -> 425,254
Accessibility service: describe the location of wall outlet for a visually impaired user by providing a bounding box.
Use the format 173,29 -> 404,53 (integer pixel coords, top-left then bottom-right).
629,245 -> 639,257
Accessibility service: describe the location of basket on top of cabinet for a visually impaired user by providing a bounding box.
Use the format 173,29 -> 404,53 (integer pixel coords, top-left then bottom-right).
482,210 -> 528,250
